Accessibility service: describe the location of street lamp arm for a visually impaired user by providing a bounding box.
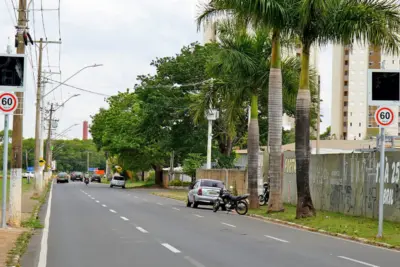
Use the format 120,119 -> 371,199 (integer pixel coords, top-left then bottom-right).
43,64 -> 102,98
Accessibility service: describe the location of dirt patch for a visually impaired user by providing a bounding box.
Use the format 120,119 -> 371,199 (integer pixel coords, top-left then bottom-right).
0,228 -> 25,267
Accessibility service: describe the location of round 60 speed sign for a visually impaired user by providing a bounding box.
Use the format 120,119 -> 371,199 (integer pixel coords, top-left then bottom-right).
0,92 -> 18,114
375,106 -> 395,127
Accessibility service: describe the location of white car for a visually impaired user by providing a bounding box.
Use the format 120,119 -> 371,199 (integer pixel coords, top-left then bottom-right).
22,172 -> 34,178
110,175 -> 126,189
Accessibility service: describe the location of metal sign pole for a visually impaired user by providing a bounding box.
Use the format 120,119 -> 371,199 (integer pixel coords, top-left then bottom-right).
377,127 -> 385,238
1,114 -> 9,228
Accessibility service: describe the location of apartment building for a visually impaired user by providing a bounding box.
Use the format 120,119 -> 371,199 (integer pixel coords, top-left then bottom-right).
203,22 -> 319,131
331,44 -> 400,140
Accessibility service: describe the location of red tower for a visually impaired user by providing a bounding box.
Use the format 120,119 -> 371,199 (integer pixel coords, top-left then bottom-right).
83,121 -> 88,140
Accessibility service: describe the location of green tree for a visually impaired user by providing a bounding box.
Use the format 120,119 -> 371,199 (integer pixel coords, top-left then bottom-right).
293,0 -> 400,218
197,0 -> 295,212
182,153 -> 206,181
320,126 -> 331,140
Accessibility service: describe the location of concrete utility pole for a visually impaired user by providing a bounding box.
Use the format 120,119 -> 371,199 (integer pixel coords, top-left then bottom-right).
9,0 -> 28,227
34,38 -> 44,193
45,104 -> 55,172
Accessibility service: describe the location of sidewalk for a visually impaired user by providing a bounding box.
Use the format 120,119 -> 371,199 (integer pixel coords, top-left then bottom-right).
0,180 -> 38,267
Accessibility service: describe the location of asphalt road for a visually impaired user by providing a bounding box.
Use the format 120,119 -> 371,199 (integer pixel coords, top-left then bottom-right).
39,182 -> 399,267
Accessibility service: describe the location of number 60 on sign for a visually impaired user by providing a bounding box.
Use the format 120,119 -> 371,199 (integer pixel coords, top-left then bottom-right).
375,106 -> 395,127
0,92 -> 18,114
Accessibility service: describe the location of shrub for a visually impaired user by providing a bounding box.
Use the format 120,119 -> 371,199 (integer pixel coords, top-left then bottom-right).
182,181 -> 192,187
146,171 -> 155,182
169,179 -> 183,187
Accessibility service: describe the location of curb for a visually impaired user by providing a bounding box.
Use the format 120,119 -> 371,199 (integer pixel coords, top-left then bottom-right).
247,214 -> 400,251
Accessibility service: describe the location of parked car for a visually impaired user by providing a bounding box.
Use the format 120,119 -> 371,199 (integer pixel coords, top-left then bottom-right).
110,175 -> 126,189
91,174 -> 101,183
56,172 -> 69,183
71,171 -> 84,182
187,179 -> 225,208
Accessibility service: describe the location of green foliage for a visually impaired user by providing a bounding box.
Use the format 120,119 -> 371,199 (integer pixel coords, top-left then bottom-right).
182,153 -> 206,178
282,129 -> 295,145
169,179 -> 183,186
320,126 -> 331,140
213,149 -> 236,169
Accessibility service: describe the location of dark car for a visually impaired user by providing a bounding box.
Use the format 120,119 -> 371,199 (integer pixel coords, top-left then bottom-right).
71,171 -> 84,182
91,174 -> 101,183
56,172 -> 69,184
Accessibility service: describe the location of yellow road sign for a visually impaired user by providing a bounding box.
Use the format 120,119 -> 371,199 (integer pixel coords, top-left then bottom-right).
39,158 -> 46,167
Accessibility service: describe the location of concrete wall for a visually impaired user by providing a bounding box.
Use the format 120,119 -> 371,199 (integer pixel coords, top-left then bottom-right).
196,169 -> 248,195
283,151 -> 400,222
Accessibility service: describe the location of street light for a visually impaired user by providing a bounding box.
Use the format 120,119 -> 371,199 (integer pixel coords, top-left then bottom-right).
44,94 -> 80,119
43,64 -> 103,98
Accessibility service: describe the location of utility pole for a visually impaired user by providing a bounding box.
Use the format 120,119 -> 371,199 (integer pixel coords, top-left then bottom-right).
9,0 -> 28,227
34,38 -> 44,193
45,104 -> 55,173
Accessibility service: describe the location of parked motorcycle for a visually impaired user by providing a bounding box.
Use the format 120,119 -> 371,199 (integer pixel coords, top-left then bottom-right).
259,182 -> 270,206
213,187 -> 249,215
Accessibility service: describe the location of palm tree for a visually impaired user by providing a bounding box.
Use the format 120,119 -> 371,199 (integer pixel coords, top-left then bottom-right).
293,0 -> 400,218
197,0 -> 295,212
193,20 -> 318,208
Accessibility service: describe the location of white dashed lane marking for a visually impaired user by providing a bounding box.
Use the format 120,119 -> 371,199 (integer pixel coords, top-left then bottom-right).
109,209 -> 117,213
337,256 -> 379,267
221,222 -> 236,228
120,216 -> 129,221
264,235 -> 289,243
161,243 -> 181,253
136,227 -> 148,233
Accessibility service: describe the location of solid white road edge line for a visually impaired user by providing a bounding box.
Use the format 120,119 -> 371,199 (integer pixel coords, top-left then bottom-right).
337,256 -> 379,267
102,204 -> 107,207
194,214 -> 204,218
120,216 -> 129,221
136,227 -> 148,233
109,209 -> 117,213
161,243 -> 181,253
264,235 -> 290,243
221,222 -> 236,228
37,181 -> 54,267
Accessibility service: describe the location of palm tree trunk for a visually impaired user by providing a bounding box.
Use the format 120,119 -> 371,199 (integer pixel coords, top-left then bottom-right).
295,44 -> 316,218
248,93 -> 259,209
267,30 -> 284,212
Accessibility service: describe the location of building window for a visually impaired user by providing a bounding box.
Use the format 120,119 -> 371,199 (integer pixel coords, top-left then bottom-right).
345,60 -> 349,65
369,124 -> 372,127
344,112 -> 347,117
359,133 -> 361,138
344,81 -> 348,86
359,123 -> 361,127
344,70 -> 348,76
393,60 -> 395,64
345,50 -> 349,55
350,112 -> 352,116
344,91 -> 348,96
344,101 -> 348,106
369,62 -> 373,66
350,122 -> 352,126
343,122 -> 347,126
369,51 -> 373,55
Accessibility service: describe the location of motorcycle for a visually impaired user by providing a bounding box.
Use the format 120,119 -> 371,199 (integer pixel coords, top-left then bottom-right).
213,187 -> 249,215
258,182 -> 270,206
84,177 -> 89,186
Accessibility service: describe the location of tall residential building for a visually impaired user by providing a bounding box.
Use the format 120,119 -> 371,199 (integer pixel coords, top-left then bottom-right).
331,44 -> 400,140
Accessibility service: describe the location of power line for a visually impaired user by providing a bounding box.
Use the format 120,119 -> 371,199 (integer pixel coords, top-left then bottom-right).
40,0 -> 51,68
4,0 -> 17,24
44,78 -> 112,97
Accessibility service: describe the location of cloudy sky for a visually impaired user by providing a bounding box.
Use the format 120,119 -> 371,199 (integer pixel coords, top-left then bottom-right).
0,0 -> 331,140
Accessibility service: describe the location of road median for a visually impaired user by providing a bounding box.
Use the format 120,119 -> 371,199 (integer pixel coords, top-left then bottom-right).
152,189 -> 400,250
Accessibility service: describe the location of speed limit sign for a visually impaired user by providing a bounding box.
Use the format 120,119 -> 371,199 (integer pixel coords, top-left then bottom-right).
0,92 -> 18,114
375,106 -> 395,127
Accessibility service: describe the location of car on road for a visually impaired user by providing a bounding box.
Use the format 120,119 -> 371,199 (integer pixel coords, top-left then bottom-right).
91,174 -> 101,183
187,179 -> 225,208
110,175 -> 126,189
56,172 -> 69,183
22,172 -> 34,179
70,171 -> 84,182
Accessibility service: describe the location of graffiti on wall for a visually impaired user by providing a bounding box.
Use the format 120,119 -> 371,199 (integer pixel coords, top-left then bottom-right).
376,156 -> 400,207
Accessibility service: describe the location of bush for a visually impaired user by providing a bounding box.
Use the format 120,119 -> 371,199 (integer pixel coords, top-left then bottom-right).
146,171 -> 155,182
182,181 -> 192,187
169,179 -> 183,186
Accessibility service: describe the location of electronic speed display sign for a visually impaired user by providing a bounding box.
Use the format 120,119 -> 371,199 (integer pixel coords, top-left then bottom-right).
0,54 -> 27,92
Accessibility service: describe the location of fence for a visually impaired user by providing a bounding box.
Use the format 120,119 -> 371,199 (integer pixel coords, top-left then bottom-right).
196,169 -> 248,195
283,151 -> 400,222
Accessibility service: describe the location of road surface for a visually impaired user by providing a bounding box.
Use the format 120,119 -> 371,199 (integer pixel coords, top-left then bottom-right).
26,182 -> 400,267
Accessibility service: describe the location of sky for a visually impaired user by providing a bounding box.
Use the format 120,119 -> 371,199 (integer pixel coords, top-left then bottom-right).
0,0 -> 331,140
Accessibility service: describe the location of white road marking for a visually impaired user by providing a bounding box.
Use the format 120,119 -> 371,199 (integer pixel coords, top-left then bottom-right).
264,235 -> 289,243
102,204 -> 107,207
221,222 -> 236,228
136,227 -> 148,233
120,216 -> 129,221
172,207 -> 180,211
184,256 -> 206,267
194,214 -> 204,218
161,243 -> 181,253
157,202 -> 164,206
91,197 -> 95,200
95,200 -> 100,203
37,182 -> 54,267
109,209 -> 117,213
88,195 -> 91,197
337,256 -> 379,267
